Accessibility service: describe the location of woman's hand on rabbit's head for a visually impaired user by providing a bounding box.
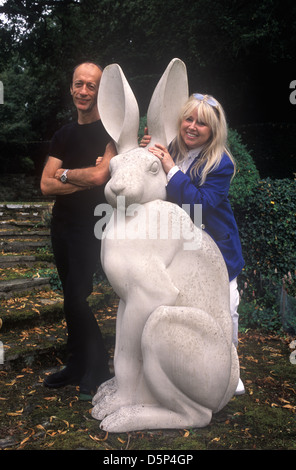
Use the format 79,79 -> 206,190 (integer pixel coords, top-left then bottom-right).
148,143 -> 176,175
139,127 -> 176,175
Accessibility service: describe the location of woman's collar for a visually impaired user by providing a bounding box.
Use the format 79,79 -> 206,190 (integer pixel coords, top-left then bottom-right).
187,145 -> 204,159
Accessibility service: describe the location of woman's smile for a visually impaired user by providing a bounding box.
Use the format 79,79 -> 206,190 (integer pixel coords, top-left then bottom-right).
180,108 -> 211,149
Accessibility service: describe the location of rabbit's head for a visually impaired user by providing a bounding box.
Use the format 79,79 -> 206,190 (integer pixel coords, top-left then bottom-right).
98,59 -> 188,209
105,149 -> 167,208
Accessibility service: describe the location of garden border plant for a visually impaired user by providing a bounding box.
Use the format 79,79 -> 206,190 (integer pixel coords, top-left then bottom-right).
228,130 -> 296,334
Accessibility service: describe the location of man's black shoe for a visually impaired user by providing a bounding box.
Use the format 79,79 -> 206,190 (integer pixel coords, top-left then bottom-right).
79,368 -> 112,400
43,367 -> 82,389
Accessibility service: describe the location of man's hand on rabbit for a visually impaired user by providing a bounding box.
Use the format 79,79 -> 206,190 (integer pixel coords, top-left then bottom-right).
139,127 -> 151,147
96,140 -> 117,165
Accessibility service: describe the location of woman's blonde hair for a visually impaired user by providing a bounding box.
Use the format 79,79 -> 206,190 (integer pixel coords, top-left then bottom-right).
170,94 -> 235,185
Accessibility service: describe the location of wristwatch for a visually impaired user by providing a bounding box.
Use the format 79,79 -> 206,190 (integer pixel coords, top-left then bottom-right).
60,169 -> 69,183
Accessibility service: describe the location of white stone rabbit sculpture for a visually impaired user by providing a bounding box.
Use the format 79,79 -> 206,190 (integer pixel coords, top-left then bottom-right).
92,58 -> 239,432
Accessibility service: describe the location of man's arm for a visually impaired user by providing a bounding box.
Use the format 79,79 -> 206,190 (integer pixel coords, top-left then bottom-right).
40,155 -> 86,196
54,141 -> 117,187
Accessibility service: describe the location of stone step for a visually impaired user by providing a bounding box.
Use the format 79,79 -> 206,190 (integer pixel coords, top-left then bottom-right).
0,229 -> 50,238
0,254 -> 54,268
0,298 -> 66,369
0,288 -> 116,370
0,202 -> 53,213
0,277 -> 51,299
0,220 -> 48,228
0,296 -> 64,330
0,289 -> 66,369
0,214 -> 43,223
0,288 -> 113,332
1,317 -> 67,370
0,202 -> 53,225
0,240 -> 50,253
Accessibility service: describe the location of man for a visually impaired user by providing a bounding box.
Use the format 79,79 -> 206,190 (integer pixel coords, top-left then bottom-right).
41,62 -> 117,398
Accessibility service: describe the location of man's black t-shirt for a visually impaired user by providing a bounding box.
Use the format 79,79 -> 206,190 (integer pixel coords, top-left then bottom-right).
49,120 -> 110,225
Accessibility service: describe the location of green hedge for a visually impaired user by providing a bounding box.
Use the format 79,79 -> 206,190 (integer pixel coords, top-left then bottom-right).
228,129 -> 296,333
235,178 -> 296,278
228,128 -> 260,207
234,177 -> 296,333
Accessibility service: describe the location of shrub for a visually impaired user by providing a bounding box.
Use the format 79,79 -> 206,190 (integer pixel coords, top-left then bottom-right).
225,129 -> 296,333
235,177 -> 296,332
223,129 -> 296,332
236,178 -> 296,280
227,128 -> 260,207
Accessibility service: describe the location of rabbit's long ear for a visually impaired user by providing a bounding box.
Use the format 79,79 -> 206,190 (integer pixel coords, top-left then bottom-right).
98,64 -> 140,154
147,58 -> 188,148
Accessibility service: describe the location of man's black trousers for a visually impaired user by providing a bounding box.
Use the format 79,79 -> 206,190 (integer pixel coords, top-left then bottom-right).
50,217 -> 110,383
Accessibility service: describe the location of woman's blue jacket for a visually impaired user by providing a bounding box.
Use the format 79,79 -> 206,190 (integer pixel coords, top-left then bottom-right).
166,152 -> 244,281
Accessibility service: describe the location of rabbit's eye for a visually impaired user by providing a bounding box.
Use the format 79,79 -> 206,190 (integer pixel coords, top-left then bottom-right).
149,161 -> 160,174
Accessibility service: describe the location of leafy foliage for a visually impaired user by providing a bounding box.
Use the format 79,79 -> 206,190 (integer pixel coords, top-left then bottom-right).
237,178 -> 296,278
0,0 -> 295,147
225,130 -> 296,333
228,128 -> 260,207
235,177 -> 296,332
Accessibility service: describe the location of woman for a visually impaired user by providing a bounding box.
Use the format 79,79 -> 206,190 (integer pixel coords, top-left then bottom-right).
141,93 -> 245,395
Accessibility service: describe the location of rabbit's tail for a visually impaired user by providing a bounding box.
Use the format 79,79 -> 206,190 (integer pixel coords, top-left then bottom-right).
141,305 -> 239,422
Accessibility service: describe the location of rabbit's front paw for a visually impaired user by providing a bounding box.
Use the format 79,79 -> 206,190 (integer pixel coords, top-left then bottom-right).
91,390 -> 131,421
92,377 -> 117,405
99,403 -> 213,432
99,406 -> 141,433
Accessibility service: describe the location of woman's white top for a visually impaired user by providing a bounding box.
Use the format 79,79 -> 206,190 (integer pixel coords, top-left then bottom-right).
166,146 -> 204,182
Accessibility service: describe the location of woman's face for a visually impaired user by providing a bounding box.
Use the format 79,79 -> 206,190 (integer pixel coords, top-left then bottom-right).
180,107 -> 212,150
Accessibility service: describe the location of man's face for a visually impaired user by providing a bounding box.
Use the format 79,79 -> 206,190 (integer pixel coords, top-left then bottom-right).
70,63 -> 102,114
